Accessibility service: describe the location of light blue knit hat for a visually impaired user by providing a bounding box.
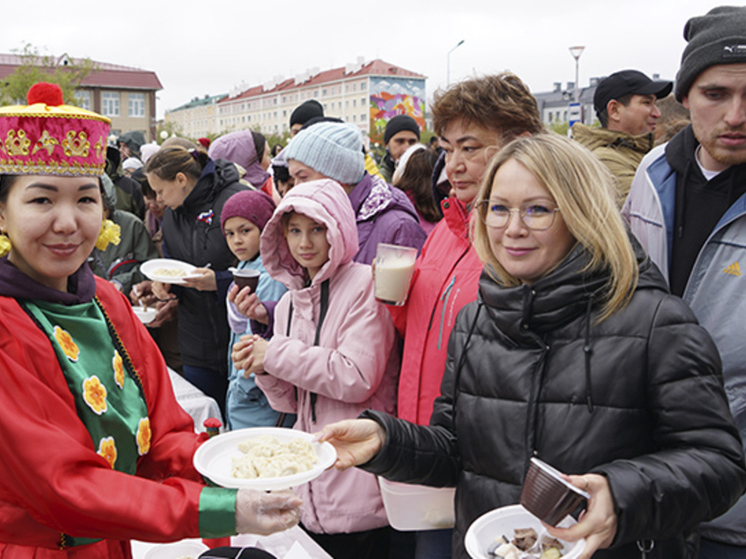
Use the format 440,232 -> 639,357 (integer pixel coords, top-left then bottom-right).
285,122 -> 365,185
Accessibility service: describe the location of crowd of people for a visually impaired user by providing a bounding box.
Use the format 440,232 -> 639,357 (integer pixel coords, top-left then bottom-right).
0,5 -> 745,559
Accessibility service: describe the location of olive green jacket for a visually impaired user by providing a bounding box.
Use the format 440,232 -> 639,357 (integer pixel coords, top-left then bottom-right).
572,123 -> 655,207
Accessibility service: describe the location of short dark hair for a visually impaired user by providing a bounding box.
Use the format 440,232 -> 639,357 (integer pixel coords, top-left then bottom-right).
597,94 -> 633,128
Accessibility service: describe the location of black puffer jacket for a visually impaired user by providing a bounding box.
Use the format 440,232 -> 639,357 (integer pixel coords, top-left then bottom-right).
364,241 -> 746,558
162,159 -> 247,370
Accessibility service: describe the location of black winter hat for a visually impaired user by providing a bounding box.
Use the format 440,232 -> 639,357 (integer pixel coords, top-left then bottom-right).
289,100 -> 324,127
675,6 -> 746,101
384,114 -> 420,144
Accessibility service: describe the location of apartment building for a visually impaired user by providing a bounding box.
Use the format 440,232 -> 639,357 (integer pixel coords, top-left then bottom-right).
166,59 -> 426,147
0,53 -> 162,141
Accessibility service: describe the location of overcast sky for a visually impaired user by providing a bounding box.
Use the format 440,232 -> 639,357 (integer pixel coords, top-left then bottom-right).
0,0 -> 730,121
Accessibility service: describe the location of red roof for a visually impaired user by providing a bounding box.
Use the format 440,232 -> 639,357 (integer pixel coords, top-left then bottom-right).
220,59 -> 425,104
0,53 -> 162,91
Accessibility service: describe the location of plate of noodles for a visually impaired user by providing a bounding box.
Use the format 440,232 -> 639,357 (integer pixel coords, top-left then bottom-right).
193,427 -> 337,491
141,258 -> 198,284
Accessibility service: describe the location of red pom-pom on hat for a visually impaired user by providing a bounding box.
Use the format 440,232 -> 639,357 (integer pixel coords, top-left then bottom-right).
27,82 -> 64,107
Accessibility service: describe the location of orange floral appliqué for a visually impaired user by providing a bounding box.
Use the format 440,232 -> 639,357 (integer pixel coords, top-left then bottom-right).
113,351 -> 124,389
82,376 -> 107,415
97,436 -> 117,469
54,325 -> 80,362
137,417 -> 151,456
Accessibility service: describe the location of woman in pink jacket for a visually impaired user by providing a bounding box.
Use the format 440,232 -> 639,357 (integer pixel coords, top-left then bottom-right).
232,178 -> 399,559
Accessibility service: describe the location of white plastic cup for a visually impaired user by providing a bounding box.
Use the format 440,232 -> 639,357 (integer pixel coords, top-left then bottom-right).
374,243 -> 417,306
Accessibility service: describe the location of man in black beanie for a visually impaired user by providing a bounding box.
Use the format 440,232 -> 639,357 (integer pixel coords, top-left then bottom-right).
380,114 -> 420,182
289,100 -> 324,136
623,7 -> 746,557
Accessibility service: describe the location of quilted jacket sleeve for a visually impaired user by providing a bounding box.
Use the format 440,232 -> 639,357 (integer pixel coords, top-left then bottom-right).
595,294 -> 746,547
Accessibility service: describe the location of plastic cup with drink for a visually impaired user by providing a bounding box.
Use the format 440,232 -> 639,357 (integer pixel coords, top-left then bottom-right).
374,243 -> 417,306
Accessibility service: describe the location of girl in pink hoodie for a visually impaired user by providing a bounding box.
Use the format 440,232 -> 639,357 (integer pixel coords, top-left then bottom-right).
232,178 -> 399,559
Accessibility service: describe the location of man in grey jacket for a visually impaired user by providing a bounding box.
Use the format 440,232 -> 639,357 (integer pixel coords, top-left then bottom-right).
622,6 -> 746,558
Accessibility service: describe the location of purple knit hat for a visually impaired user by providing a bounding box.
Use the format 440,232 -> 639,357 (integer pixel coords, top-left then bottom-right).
221,190 -> 276,233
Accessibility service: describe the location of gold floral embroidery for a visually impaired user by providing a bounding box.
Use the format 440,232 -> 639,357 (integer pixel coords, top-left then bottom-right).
94,136 -> 105,160
136,417 -> 151,456
113,351 -> 124,389
53,325 -> 79,362
61,131 -> 90,157
97,436 -> 117,469
5,130 -> 30,156
82,375 -> 107,415
32,130 -> 60,156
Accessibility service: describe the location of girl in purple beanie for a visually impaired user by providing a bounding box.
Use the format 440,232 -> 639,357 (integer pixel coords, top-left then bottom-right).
222,190 -> 292,429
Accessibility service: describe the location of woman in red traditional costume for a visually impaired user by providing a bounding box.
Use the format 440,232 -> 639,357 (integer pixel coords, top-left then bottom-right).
0,83 -> 301,559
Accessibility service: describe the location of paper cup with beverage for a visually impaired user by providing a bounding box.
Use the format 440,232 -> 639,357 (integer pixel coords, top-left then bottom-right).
231,268 -> 260,293
375,243 -> 417,306
519,457 -> 589,526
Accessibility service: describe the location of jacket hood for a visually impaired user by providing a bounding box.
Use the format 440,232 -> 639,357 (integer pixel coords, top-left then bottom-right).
572,123 -> 654,154
180,159 -> 241,214
260,178 -> 359,289
348,172 -> 421,223
208,130 -> 271,189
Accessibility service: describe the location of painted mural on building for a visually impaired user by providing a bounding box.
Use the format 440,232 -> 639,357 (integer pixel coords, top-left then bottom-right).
369,76 -> 426,146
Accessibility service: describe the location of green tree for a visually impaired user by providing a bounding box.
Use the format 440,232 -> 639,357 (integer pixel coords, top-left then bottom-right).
0,44 -> 96,106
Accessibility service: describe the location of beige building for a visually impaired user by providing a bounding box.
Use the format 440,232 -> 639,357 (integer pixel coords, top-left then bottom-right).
168,59 -> 426,147
164,94 -> 225,139
0,53 -> 162,141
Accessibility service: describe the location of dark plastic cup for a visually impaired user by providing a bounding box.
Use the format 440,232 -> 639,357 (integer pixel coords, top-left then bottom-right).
232,269 -> 260,293
520,457 -> 589,526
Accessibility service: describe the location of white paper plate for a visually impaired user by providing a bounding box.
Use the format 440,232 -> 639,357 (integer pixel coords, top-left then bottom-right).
464,504 -> 585,559
132,305 -> 157,324
142,538 -> 209,559
193,427 -> 337,491
141,258 -> 198,284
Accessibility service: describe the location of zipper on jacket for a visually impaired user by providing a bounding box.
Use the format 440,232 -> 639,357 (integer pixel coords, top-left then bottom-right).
426,247 -> 471,335
437,275 -> 457,351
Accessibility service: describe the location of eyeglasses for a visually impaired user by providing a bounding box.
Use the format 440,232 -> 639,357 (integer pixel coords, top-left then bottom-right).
477,200 -> 561,230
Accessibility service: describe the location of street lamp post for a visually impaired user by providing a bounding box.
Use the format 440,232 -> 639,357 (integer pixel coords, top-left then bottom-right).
447,40 -> 465,86
569,46 -> 585,104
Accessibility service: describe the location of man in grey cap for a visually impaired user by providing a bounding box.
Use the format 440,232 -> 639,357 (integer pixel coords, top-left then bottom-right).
623,7 -> 746,557
572,69 -> 672,205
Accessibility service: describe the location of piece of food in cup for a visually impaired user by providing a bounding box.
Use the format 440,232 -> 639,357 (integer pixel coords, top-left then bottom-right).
487,528 -> 564,558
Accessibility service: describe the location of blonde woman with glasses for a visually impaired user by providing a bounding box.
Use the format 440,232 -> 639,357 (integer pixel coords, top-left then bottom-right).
318,134 -> 746,559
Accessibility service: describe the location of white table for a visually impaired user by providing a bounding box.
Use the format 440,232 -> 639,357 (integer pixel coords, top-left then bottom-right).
132,526 -> 332,558
168,368 -> 223,433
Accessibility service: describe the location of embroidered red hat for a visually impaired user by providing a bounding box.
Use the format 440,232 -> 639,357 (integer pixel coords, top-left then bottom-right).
0,82 -> 111,177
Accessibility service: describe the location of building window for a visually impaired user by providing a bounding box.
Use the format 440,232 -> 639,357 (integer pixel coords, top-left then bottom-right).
361,97 -> 366,106
74,90 -> 91,111
128,93 -> 145,118
322,88 -> 327,96
353,99 -> 356,107
353,115 -> 357,122
102,92 -> 120,117
352,83 -> 357,92
361,113 -> 366,123
360,81 -> 367,91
